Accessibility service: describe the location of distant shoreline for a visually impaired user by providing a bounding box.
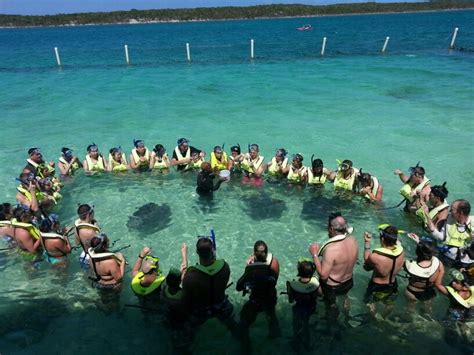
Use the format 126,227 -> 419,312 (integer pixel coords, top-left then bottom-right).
0,3 -> 472,29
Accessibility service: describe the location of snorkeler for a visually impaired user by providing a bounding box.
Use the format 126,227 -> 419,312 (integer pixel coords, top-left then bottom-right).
429,199 -> 472,265
0,203 -> 14,241
83,143 -> 107,173
131,246 -> 166,301
236,241 -> 281,349
21,147 -> 44,178
287,154 -> 307,185
357,170 -> 383,202
12,209 -> 42,254
394,163 -> 431,213
307,157 -> 332,187
416,183 -> 449,232
39,214 -> 72,265
181,237 -> 238,347
75,203 -> 101,267
171,138 -> 205,171
58,147 -> 82,176
266,148 -> 289,179
363,225 -> 405,317
436,270 -> 474,323
210,145 -> 229,171
309,213 -> 358,319
241,144 -> 265,187
129,139 -> 151,172
285,258 -> 321,352
88,233 -> 126,290
149,144 -> 170,171
196,162 -> 227,196
107,147 -> 128,172
404,241 -> 444,307
328,159 -> 360,192
227,144 -> 244,174
15,177 -> 41,212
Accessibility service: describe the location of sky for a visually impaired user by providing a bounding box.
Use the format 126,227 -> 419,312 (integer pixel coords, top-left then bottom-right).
0,0 -> 423,16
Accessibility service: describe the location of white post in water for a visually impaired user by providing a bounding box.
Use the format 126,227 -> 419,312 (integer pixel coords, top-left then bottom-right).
449,27 -> 459,49
124,44 -> 130,65
382,36 -> 390,53
54,47 -> 61,66
321,37 -> 327,56
186,43 -> 191,62
250,39 -> 255,59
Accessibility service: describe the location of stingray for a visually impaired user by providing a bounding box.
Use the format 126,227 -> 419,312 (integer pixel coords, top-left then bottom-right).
126,202 -> 172,235
242,193 -> 286,220
301,194 -> 358,227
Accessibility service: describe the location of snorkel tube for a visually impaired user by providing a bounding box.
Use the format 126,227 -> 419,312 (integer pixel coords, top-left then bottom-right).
210,228 -> 216,252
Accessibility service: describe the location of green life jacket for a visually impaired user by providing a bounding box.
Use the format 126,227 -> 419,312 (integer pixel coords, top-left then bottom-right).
131,272 -> 166,296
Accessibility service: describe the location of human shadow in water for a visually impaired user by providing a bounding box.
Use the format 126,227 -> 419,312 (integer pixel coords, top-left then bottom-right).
242,192 -> 287,220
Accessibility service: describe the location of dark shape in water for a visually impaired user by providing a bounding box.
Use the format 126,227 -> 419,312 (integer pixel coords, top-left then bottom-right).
301,194 -> 358,227
126,202 -> 172,235
242,193 -> 286,220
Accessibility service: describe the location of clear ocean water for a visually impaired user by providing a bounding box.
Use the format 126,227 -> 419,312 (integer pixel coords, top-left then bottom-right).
0,10 -> 473,354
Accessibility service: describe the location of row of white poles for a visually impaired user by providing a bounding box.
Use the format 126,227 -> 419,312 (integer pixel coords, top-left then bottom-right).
52,28 -> 460,67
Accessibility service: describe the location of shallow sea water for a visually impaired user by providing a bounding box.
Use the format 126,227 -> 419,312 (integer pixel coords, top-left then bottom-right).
0,10 -> 473,354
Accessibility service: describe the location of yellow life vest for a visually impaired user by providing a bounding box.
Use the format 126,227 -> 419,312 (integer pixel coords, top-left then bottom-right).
241,154 -> 264,174
11,219 -> 41,240
26,158 -> 39,170
318,234 -> 347,256
363,176 -> 380,200
444,217 -> 473,248
131,148 -> 150,168
174,146 -> 192,169
415,202 -> 449,229
288,276 -> 320,294
210,152 -> 228,171
404,257 -> 440,280
399,176 -> 430,203
41,232 -> 67,241
153,153 -> 169,170
334,168 -> 359,191
108,153 -> 128,172
85,154 -> 105,172
446,286 -> 474,309
162,284 -> 183,301
131,272 -> 166,296
307,168 -> 328,185
0,220 -> 12,227
74,219 -> 101,237
59,157 -> 80,173
187,259 -> 225,276
373,243 -> 404,258
16,185 -> 45,202
268,157 -> 288,176
287,166 -> 306,183
190,158 -> 204,170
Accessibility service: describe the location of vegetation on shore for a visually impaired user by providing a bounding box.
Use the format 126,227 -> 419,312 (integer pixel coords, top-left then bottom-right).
0,1 -> 472,27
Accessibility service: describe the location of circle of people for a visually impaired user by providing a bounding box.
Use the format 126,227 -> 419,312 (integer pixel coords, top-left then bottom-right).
1,138 -> 473,351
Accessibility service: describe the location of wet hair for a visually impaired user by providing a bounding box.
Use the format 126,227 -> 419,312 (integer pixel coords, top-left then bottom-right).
455,199 -> 471,216
297,260 -> 316,278
90,233 -> 109,253
213,146 -> 223,153
249,144 -> 259,152
19,210 -> 33,223
196,238 -> 214,259
341,159 -> 353,169
87,143 -> 98,152
312,158 -> 323,169
77,204 -> 93,218
0,203 -> 12,220
431,183 -> 448,201
380,225 -> 398,246
133,139 -> 145,148
293,154 -> 303,163
230,145 -> 241,154
254,240 -> 268,262
358,171 -> 372,187
201,162 -> 212,172
153,144 -> 166,155
12,206 -> 25,220
166,269 -> 182,289
61,147 -> 72,156
177,138 -> 189,146
410,166 -> 425,177
416,241 -> 434,262
275,148 -> 287,157
28,147 -> 40,155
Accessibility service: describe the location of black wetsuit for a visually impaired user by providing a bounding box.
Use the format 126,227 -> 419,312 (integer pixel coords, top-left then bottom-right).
196,171 -> 222,196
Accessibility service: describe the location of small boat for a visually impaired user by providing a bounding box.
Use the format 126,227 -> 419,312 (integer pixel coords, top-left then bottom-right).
297,24 -> 313,31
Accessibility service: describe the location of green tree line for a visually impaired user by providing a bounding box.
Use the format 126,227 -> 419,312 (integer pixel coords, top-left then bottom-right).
0,2 -> 472,27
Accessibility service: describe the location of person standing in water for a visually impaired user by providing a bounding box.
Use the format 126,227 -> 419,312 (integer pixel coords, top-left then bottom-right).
129,139 -> 151,172
83,143 -> 107,173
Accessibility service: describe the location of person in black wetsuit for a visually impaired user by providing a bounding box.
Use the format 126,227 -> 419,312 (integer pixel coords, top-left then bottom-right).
196,162 -> 225,196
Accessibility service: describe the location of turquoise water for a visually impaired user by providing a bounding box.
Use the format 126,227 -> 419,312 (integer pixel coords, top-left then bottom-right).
0,10 -> 473,353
